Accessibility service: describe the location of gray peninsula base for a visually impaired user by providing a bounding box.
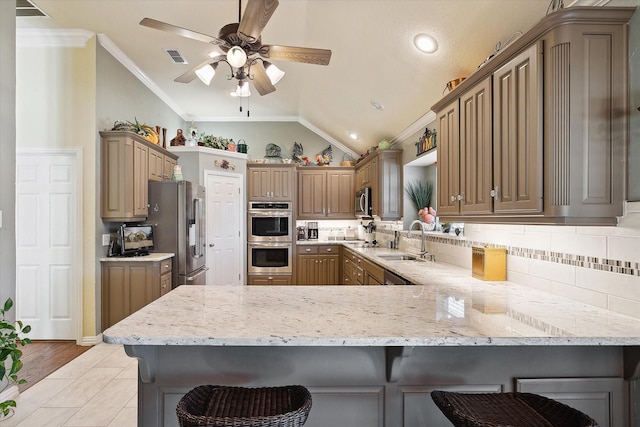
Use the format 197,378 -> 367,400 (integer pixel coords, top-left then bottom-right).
125,344 -> 630,427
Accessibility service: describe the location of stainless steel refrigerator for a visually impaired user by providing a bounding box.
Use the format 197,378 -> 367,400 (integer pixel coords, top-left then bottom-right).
147,181 -> 207,286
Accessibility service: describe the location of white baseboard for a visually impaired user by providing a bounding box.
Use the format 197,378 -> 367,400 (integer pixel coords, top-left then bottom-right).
80,334 -> 103,346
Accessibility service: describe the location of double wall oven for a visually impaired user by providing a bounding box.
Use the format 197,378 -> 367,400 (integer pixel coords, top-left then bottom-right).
248,202 -> 292,275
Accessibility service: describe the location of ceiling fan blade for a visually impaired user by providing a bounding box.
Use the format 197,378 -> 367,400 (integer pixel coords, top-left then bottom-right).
140,18 -> 227,47
237,0 -> 279,44
174,59 -> 214,83
251,61 -> 276,96
261,45 -> 331,66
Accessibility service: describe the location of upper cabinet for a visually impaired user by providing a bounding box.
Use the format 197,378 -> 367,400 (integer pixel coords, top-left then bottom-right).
297,167 -> 354,219
248,164 -> 295,201
355,150 -> 403,220
100,131 -> 179,222
432,7 -> 634,225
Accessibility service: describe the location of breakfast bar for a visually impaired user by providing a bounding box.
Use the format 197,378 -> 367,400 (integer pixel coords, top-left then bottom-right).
103,256 -> 640,427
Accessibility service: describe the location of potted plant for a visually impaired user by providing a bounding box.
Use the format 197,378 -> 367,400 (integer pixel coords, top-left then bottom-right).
0,298 -> 31,419
405,180 -> 433,215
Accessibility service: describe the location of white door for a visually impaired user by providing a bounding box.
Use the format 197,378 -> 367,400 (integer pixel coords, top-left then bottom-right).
205,170 -> 243,285
15,149 -> 82,340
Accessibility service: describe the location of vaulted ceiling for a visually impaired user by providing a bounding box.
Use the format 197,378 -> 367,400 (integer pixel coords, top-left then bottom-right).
17,0 -> 638,154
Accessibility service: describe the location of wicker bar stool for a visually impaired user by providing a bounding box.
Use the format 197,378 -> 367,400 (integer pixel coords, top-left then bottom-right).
431,390 -> 599,427
176,385 -> 312,427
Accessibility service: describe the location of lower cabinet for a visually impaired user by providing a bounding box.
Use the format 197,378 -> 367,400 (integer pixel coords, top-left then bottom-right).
101,257 -> 172,330
361,258 -> 384,285
296,245 -> 341,285
342,247 -> 364,285
247,275 -> 292,285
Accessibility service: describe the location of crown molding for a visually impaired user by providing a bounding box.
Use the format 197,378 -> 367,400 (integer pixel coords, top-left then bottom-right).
298,118 -> 359,158
188,115 -> 299,122
96,33 -> 186,118
16,28 -> 93,47
391,110 -> 437,147
567,0 -> 610,6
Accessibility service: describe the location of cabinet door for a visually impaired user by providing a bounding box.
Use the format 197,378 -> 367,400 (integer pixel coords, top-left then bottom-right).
101,135 -> 141,221
326,170 -> 355,218
148,149 -> 164,182
160,273 -> 171,296
460,77 -> 493,215
318,255 -> 341,285
129,264 -> 154,314
296,255 -> 318,284
377,152 -> 402,220
101,264 -> 130,330
297,170 -> 326,218
248,168 -> 270,200
493,42 -> 543,213
133,141 -> 149,217
437,100 -> 461,215
271,167 -> 293,201
163,156 -> 177,181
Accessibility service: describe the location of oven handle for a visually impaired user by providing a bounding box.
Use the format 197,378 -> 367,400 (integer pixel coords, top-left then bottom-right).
248,242 -> 292,248
248,210 -> 292,217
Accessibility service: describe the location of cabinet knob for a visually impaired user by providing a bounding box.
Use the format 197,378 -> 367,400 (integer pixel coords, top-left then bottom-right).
306,248 -> 311,252
164,264 -> 169,268
490,186 -> 499,199
209,243 -> 215,247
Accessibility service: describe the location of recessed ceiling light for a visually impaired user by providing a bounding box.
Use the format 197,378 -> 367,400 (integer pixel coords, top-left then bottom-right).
414,33 -> 438,54
349,132 -> 359,140
370,100 -> 384,111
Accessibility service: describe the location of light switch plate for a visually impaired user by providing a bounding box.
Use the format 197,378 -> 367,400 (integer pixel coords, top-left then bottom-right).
102,234 -> 111,246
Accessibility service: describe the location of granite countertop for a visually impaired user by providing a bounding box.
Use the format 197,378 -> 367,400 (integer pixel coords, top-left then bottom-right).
103,257 -> 640,346
100,252 -> 174,262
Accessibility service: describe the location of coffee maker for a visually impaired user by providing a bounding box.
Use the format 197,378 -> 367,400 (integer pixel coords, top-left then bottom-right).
297,226 -> 307,241
307,222 -> 318,240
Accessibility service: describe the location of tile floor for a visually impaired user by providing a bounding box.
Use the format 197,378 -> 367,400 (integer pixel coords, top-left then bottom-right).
4,343 -> 137,427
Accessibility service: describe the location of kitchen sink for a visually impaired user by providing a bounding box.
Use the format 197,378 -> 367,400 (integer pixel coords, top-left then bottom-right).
377,254 -> 424,262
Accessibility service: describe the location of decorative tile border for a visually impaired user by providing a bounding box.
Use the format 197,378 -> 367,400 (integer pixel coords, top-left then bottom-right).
376,229 -> 640,277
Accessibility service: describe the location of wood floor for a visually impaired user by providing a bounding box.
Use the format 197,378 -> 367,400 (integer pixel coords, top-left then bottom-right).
18,340 -> 91,392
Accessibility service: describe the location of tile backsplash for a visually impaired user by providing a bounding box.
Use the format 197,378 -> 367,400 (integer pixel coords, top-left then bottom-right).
381,202 -> 640,319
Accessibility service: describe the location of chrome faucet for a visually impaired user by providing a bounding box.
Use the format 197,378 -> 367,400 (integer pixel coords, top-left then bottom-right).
408,220 -> 427,256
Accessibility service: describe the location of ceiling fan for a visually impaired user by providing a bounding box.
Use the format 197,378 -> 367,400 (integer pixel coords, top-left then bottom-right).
140,0 -> 332,96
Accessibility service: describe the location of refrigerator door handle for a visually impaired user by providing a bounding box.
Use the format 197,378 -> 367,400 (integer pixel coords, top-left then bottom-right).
186,266 -> 209,282
193,197 -> 205,258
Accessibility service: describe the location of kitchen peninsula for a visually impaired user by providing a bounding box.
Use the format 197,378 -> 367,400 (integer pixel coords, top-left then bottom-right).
104,249 -> 640,427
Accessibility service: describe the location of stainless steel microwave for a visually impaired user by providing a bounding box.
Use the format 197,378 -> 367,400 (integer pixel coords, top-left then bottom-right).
355,187 -> 372,218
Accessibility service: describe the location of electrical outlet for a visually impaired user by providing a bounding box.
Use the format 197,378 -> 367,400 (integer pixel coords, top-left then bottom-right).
102,234 -> 111,246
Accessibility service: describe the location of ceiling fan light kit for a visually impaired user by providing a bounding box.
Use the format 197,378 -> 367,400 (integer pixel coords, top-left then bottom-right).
226,46 -> 248,68
264,61 -> 285,85
140,0 -> 331,99
195,63 -> 217,86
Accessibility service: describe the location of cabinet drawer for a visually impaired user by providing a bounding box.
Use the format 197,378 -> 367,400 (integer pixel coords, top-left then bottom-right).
318,245 -> 339,254
297,245 -> 318,255
160,260 -> 172,275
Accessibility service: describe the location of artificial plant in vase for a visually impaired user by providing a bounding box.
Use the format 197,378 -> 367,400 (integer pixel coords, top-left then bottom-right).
0,298 -> 31,418
405,180 -> 433,214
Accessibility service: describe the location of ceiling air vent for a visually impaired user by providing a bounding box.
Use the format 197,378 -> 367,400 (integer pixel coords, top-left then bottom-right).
165,49 -> 188,64
16,0 -> 47,17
